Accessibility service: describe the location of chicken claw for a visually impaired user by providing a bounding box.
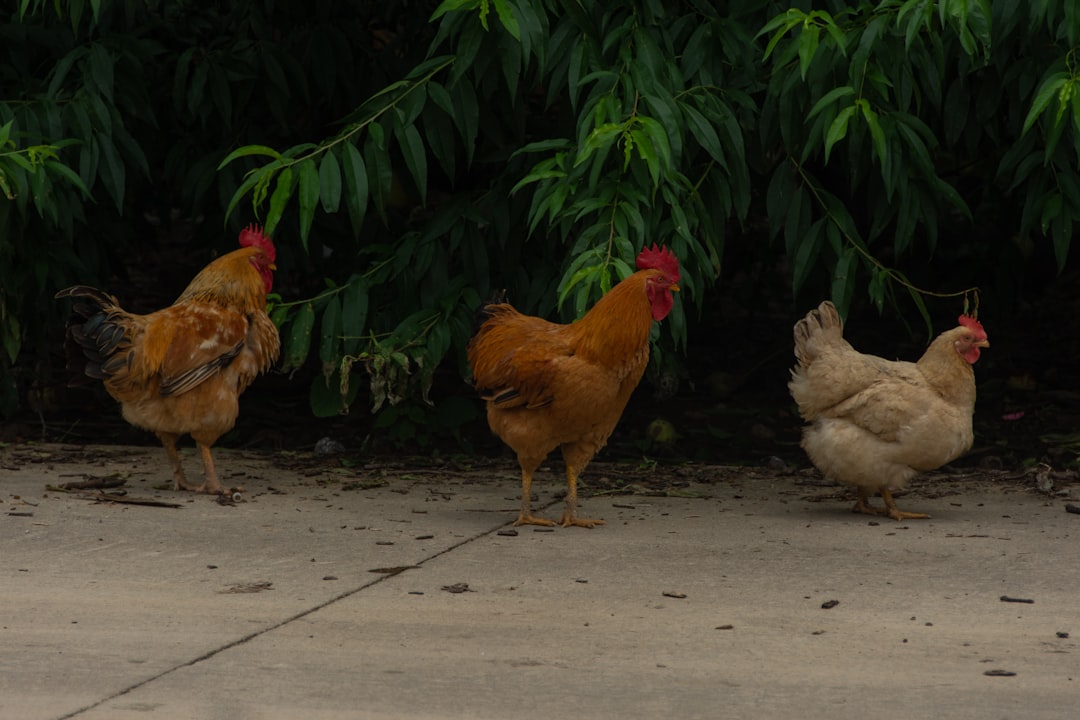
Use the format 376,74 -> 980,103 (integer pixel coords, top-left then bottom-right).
514,513 -> 557,528
852,488 -> 930,521
560,513 -> 605,529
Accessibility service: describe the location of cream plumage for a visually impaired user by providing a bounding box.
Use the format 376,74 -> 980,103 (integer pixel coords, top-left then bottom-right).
789,301 -> 989,520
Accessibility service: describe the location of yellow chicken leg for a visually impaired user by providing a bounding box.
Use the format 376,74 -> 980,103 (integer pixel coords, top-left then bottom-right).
559,464 -> 605,529
157,432 -> 225,495
880,487 -> 930,521
514,465 -> 556,527
851,487 -> 930,521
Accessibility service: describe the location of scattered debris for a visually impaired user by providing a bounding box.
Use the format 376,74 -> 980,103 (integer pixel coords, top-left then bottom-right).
314,437 -> 346,456
323,575 -> 338,581
1056,631 -> 1070,639
56,476 -> 127,491
496,529 -> 518,537
218,581 -> 273,594
442,582 -> 473,594
715,624 -> 734,630
368,566 -> 418,575
415,534 -> 434,540
821,599 -> 840,609
1065,504 -> 1080,515
983,669 -> 1017,677
662,591 -> 687,599
999,595 -> 1034,604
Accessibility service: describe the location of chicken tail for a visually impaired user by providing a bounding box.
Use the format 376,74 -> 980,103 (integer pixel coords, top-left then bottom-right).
793,300 -> 844,368
472,289 -> 509,334
54,285 -> 132,384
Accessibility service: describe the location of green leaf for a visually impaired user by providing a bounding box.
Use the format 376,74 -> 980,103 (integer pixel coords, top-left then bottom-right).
824,105 -> 856,162
265,167 -> 294,237
395,122 -> 428,205
283,301 -> 315,374
341,278 -> 369,357
807,85 -> 855,121
218,145 -> 284,170
297,158 -> 319,249
319,294 -> 343,366
492,0 -> 521,40
830,246 -> 857,317
681,102 -> 725,165
860,102 -> 887,167
318,151 -> 342,214
43,160 -> 91,198
792,218 -> 825,294
797,25 -> 821,81
1022,71 -> 1068,136
341,142 -> 368,237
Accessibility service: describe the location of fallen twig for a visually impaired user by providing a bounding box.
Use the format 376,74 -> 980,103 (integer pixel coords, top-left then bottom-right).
57,476 -> 127,491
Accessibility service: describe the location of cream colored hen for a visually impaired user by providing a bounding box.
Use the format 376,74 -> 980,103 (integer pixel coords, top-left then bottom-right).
789,301 -> 989,520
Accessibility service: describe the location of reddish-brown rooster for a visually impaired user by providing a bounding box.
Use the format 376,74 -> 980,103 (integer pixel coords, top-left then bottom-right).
56,225 -> 280,495
468,246 -> 681,528
789,301 -> 989,520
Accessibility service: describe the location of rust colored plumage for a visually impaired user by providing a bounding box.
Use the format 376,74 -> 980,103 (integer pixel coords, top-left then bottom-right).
468,247 -> 680,528
56,226 -> 280,495
789,301 -> 989,520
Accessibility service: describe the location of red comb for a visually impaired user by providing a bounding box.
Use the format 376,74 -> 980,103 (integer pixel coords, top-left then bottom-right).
958,314 -> 986,340
238,224 -> 275,262
636,244 -> 680,281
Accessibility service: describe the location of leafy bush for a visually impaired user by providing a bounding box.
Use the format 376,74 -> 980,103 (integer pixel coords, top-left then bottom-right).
2,0 -> 1077,432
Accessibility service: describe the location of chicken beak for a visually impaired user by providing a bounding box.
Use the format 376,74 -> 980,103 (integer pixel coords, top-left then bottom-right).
977,339 -> 989,348
269,263 -> 277,271
670,283 -> 680,292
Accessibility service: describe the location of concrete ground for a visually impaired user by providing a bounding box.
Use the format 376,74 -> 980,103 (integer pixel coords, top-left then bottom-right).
1,443 -> 1076,720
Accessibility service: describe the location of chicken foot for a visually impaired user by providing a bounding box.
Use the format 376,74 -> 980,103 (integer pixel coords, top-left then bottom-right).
559,464 -> 605,529
158,432 -> 225,495
513,466 -> 556,527
852,487 -> 930,521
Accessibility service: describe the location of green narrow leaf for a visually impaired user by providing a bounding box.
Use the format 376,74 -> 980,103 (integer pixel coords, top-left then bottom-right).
340,143 -> 368,237
792,218 -> 825,294
341,278 -> 369,356
218,145 -> 283,170
1022,71 -> 1068,136
297,158 -> 319,249
318,151 -> 342,214
830,246 -> 857,317
319,295 -> 343,366
283,301 -> 316,373
861,103 -> 887,167
395,122 -> 428,206
798,25 -> 821,80
824,105 -> 856,162
807,85 -> 855,121
492,0 -> 521,40
265,166 -> 294,237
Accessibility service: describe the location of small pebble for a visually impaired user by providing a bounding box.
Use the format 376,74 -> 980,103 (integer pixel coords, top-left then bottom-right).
984,669 -> 1017,677
496,529 -> 518,537
323,575 -> 337,581
662,591 -> 687,599
415,534 -> 434,540
715,625 -> 734,630
1057,631 -> 1070,639
821,599 -> 840,609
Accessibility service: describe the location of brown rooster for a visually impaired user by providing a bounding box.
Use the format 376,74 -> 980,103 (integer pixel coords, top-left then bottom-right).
56,225 -> 280,495
789,300 -> 989,520
468,246 -> 681,528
